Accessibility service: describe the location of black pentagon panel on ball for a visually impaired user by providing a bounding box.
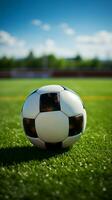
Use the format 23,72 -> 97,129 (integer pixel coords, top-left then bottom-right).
69,114 -> 83,136
40,93 -> 61,112
23,118 -> 38,138
45,142 -> 62,150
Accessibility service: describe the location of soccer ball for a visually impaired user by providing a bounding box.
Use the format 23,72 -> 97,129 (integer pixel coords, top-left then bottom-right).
21,85 -> 87,149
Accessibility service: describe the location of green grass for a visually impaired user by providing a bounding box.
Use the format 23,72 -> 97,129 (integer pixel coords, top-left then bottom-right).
0,78 -> 112,200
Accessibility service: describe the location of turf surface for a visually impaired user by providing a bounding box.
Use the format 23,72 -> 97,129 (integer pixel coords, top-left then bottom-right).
0,78 -> 112,200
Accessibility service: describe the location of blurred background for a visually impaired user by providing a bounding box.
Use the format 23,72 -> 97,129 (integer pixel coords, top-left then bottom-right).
0,0 -> 112,78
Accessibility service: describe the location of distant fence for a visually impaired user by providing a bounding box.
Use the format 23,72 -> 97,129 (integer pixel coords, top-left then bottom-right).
52,70 -> 112,77
0,70 -> 112,78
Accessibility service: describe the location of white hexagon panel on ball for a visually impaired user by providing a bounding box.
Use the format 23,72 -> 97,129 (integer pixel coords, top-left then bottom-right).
35,111 -> 69,143
60,90 -> 84,117
22,91 -> 40,118
37,85 -> 64,95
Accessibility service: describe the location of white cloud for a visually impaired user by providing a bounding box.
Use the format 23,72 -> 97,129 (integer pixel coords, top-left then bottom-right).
41,24 -> 51,31
75,30 -> 112,59
0,30 -> 26,47
33,39 -> 56,56
76,43 -> 112,59
32,19 -> 42,26
0,46 -> 28,58
33,38 -> 75,57
76,31 -> 112,45
31,19 -> 51,31
35,31 -> 112,59
61,23 -> 75,36
1,29 -> 112,59
0,30 -> 28,57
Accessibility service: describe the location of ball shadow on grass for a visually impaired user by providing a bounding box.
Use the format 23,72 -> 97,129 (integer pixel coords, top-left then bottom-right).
0,145 -> 70,166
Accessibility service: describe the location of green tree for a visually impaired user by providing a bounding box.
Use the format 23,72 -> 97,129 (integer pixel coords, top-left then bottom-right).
74,54 -> 82,62
57,58 -> 67,69
91,57 -> 100,69
47,54 -> 57,69
0,56 -> 15,71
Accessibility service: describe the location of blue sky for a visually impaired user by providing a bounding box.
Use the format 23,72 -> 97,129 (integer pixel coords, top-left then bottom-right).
0,0 -> 112,58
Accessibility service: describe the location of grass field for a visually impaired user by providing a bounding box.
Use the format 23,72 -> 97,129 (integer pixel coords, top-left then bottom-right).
0,78 -> 112,200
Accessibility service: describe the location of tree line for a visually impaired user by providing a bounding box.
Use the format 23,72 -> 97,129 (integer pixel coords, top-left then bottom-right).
0,51 -> 112,71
